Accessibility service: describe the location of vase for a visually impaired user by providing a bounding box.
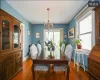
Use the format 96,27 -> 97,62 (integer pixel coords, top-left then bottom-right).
52,46 -> 55,51
77,44 -> 82,49
50,51 -> 52,57
50,48 -> 52,57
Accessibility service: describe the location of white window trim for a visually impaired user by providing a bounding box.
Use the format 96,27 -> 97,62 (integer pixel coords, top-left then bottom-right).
76,10 -> 95,51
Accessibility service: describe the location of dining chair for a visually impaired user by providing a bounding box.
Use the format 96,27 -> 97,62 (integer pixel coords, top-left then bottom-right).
61,43 -> 65,54
64,44 -> 73,65
37,43 -> 42,56
53,44 -> 73,80
30,44 -> 38,59
30,44 -> 49,79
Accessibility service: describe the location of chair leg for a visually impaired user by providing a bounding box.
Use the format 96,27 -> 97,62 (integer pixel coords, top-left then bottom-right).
32,71 -> 35,80
32,64 -> 35,80
64,71 -> 65,74
67,66 -> 69,80
74,52 -> 76,67
46,71 -> 49,80
82,54 -> 85,71
64,71 -> 67,80
53,71 -> 57,80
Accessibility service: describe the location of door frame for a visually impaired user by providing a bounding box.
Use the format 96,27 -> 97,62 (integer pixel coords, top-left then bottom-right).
20,23 -> 25,61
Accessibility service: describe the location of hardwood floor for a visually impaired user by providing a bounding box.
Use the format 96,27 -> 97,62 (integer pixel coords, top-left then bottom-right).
12,59 -> 88,80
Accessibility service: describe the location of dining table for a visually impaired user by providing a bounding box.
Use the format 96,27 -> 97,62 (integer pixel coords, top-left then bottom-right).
32,49 -> 70,80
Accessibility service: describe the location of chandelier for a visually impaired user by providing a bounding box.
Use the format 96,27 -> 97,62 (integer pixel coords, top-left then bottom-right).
44,8 -> 53,30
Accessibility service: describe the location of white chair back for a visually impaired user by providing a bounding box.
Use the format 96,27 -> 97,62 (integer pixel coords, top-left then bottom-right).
61,43 -> 65,53
30,44 -> 38,59
37,44 -> 42,56
64,44 -> 73,60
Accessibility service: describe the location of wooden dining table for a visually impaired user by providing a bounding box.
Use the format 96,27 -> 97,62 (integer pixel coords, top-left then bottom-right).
32,49 -> 70,80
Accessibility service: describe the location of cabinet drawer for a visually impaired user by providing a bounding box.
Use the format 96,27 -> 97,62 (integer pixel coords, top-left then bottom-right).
88,59 -> 100,71
15,52 -> 22,59
88,65 -> 100,79
4,55 -> 14,64
4,61 -> 14,80
15,57 -> 22,72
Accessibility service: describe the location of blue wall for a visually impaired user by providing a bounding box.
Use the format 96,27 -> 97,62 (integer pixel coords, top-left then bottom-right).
68,19 -> 76,48
67,4 -> 92,69
67,19 -> 76,59
68,18 -> 88,69
32,24 -> 68,47
0,0 -> 33,58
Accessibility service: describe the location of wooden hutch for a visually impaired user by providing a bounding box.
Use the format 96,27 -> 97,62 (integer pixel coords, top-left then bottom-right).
0,9 -> 22,80
88,6 -> 100,80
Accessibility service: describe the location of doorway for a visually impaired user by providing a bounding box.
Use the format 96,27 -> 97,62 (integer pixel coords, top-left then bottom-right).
44,28 -> 63,50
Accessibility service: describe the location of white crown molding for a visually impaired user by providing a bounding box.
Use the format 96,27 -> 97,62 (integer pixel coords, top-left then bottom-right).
74,5 -> 88,19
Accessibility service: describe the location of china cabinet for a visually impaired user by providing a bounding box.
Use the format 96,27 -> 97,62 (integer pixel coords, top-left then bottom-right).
95,5 -> 100,45
0,9 -> 22,80
88,6 -> 100,80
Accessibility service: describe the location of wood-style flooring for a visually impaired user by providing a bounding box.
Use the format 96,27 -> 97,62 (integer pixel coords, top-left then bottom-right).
12,59 -> 88,80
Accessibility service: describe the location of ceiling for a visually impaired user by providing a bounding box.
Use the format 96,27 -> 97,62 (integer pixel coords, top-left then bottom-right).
6,0 -> 88,24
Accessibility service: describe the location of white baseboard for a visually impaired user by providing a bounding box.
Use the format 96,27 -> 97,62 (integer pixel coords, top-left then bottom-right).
23,55 -> 29,62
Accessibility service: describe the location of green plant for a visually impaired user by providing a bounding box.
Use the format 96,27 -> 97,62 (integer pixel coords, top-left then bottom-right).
72,39 -> 82,45
59,41 -> 63,47
37,39 -> 41,44
59,40 -> 68,47
63,40 -> 68,46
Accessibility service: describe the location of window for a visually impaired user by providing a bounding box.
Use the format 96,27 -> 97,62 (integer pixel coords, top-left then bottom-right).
78,13 -> 93,50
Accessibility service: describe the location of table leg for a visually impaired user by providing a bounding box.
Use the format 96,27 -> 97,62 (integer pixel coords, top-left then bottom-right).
32,64 -> 35,80
82,54 -> 85,71
67,65 -> 69,80
79,54 -> 80,64
77,54 -> 79,71
74,52 -> 76,67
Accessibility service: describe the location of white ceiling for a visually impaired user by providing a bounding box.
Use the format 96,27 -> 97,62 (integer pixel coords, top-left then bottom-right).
6,0 -> 88,24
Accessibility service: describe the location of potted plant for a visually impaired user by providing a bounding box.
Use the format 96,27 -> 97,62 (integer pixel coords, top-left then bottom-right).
72,39 -> 82,49
37,39 -> 41,44
45,40 -> 55,58
59,40 -> 68,48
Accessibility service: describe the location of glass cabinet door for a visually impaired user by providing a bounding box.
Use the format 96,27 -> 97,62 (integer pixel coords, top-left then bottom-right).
2,20 -> 10,50
99,13 -> 100,42
0,16 -> 12,51
13,25 -> 19,48
13,19 -> 20,49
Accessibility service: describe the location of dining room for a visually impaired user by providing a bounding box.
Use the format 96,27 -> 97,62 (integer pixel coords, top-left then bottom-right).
0,0 -> 100,80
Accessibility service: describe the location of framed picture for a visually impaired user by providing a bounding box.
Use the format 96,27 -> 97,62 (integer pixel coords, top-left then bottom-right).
68,28 -> 74,38
36,33 -> 40,38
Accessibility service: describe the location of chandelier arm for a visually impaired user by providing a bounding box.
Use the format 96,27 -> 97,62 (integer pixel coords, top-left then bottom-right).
47,8 -> 50,20
44,8 -> 53,30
